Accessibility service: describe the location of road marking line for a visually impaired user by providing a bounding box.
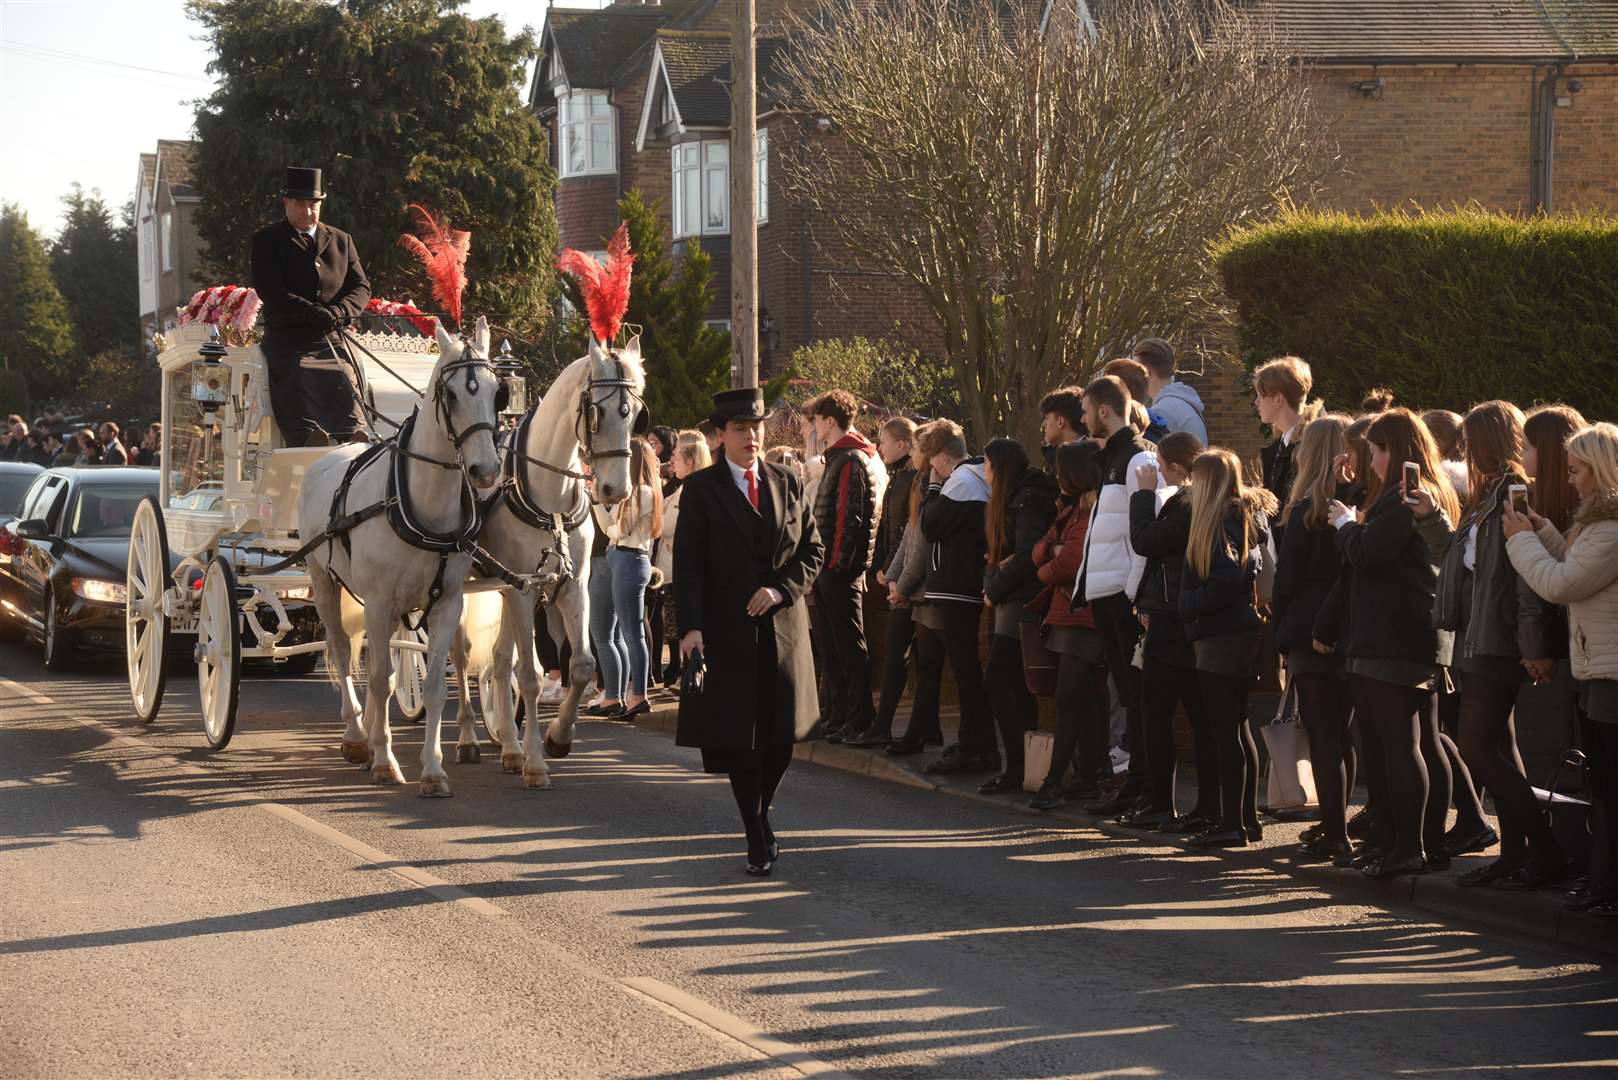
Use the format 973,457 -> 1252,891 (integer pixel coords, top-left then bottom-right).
1,675 -> 845,1078
621,977 -> 856,1079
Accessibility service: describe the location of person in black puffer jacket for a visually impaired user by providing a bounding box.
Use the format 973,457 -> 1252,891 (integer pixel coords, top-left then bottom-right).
1126,431 -> 1212,830
854,417 -> 921,748
1179,448 -> 1278,850
803,390 -> 888,743
980,438 -> 1060,794
1326,408 -> 1460,880
1273,413 -> 1357,860
917,419 -> 998,775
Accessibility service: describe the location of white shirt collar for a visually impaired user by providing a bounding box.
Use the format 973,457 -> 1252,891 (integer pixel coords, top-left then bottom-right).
1281,423 -> 1299,447
727,456 -> 756,486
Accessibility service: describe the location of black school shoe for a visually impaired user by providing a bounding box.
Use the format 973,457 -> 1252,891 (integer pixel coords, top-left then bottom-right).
1496,856 -> 1572,891
926,751 -> 1002,776
1029,780 -> 1066,811
1346,807 -> 1376,839
845,725 -> 893,747
977,773 -> 1022,795
1117,803 -> 1173,829
1157,811 -> 1215,835
1444,823 -> 1500,858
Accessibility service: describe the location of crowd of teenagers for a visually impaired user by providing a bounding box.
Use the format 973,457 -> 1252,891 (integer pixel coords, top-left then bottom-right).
0,414 -> 159,469
556,338 -> 1618,920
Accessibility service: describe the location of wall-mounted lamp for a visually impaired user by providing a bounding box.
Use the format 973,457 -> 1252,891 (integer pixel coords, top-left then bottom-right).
815,116 -> 832,133
1351,78 -> 1384,100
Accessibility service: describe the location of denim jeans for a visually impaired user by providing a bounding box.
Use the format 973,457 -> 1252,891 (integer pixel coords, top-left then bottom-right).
607,545 -> 653,698
588,554 -> 625,701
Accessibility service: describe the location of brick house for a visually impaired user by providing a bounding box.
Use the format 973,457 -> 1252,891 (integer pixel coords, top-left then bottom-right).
533,1 -> 1618,455
134,139 -> 207,346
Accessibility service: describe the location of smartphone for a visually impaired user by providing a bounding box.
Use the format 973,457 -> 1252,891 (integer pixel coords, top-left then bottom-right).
1403,461 -> 1421,504
1509,484 -> 1529,515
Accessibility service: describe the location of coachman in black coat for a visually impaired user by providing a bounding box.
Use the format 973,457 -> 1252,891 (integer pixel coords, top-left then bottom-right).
673,388 -> 824,876
249,167 -> 373,447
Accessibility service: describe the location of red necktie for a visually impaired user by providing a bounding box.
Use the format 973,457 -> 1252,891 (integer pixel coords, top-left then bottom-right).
746,467 -> 759,510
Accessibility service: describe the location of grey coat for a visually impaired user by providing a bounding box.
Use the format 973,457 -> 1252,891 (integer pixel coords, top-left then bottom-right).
1416,473 -> 1555,662
888,517 -> 929,603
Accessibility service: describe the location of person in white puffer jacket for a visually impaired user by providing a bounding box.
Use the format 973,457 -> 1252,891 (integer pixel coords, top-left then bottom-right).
1072,374 -> 1163,816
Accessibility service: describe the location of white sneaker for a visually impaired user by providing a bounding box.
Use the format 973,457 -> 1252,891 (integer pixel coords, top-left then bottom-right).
540,677 -> 564,703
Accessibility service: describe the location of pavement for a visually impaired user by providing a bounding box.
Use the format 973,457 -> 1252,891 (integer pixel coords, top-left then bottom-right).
631,698 -> 1618,960
2,639 -> 1616,1078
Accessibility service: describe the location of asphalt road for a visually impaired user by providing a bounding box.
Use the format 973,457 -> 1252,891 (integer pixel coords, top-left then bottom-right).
2,637 -> 1615,1079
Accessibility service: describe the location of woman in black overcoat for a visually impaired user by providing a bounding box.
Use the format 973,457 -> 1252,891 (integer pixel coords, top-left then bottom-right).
674,388 -> 824,876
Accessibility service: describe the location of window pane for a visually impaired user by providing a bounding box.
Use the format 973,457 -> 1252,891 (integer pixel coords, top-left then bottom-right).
756,131 -> 768,222
683,165 -> 701,237
705,164 -> 727,231
704,140 -> 728,166
670,151 -> 682,234
566,125 -> 585,175
590,120 -> 612,170
564,94 -> 583,123
590,93 -> 611,117
681,143 -> 699,167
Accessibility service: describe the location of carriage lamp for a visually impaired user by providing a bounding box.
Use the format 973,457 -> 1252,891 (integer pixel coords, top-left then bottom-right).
496,339 -> 528,416
192,327 -> 230,412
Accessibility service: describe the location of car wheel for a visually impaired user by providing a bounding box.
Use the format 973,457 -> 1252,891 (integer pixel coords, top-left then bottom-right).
42,596 -> 73,671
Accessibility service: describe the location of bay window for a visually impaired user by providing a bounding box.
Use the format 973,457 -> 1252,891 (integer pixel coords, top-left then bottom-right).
559,91 -> 615,178
670,130 -> 771,238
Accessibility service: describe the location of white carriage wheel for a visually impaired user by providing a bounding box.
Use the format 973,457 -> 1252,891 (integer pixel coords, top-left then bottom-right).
126,495 -> 172,724
476,667 -> 523,742
391,622 -> 430,724
196,558 -> 242,751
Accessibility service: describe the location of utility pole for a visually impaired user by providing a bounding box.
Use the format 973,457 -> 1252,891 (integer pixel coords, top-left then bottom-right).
730,0 -> 758,388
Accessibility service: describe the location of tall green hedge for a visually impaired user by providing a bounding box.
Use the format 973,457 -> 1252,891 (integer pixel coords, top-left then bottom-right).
1211,209 -> 1618,419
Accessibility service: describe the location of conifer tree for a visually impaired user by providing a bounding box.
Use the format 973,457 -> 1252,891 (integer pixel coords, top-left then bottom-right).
0,204 -> 77,407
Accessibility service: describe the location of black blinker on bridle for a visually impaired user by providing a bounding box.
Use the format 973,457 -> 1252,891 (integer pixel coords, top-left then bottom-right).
435,336 -> 500,452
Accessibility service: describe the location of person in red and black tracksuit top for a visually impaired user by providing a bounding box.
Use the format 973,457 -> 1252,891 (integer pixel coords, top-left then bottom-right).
805,390 -> 888,743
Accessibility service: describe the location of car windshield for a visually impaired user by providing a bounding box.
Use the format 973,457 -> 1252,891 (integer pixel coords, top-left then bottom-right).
66,483 -> 155,538
0,473 -> 36,516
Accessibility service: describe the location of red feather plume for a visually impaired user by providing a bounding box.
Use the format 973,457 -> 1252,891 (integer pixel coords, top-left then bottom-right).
557,222 -> 634,345
397,204 -> 470,327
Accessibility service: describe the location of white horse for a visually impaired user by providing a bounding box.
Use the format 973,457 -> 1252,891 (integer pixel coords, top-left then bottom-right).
299,317 -> 503,795
462,336 -> 645,789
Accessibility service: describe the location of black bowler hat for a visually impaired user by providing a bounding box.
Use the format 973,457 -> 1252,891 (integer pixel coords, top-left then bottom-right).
281,166 -> 326,200
709,387 -> 767,426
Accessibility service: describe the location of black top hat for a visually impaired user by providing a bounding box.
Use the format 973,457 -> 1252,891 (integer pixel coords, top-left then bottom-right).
709,387 -> 767,426
282,166 -> 326,201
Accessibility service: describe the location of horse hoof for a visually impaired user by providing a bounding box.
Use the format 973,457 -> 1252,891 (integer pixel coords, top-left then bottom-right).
340,740 -> 370,765
371,763 -> 405,785
544,735 -> 572,759
523,769 -> 552,790
419,776 -> 452,798
500,752 -> 524,774
456,744 -> 481,765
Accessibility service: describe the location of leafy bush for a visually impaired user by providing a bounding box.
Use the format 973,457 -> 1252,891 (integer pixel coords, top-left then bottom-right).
784,335 -> 960,425
1212,209 -> 1618,418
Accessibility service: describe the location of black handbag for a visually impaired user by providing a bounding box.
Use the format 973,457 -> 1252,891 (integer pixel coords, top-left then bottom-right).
680,648 -> 707,702
1540,749 -> 1592,874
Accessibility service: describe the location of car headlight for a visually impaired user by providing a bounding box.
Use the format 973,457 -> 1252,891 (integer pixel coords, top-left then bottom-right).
281,586 -> 313,601
72,577 -> 127,605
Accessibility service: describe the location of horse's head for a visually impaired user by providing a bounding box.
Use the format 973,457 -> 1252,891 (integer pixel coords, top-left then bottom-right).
431,316 -> 502,487
578,334 -> 648,506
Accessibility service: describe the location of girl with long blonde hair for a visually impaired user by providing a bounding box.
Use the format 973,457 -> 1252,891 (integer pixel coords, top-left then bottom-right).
1179,448 -> 1278,848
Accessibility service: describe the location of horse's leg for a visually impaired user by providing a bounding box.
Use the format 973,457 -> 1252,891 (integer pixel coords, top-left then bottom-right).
416,593 -> 460,797
451,621 -> 482,764
491,601 -> 524,775
509,592 -> 550,789
363,603 -> 406,785
310,569 -> 367,765
546,576 -> 595,760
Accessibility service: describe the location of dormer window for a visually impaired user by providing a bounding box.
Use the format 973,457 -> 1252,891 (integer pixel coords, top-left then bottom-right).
560,91 -> 616,178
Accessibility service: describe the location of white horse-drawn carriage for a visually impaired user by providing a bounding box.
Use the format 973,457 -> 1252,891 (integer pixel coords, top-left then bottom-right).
126,296 -> 645,795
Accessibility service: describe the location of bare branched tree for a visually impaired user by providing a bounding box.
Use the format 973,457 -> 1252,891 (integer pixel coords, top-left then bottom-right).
779,0 -> 1337,443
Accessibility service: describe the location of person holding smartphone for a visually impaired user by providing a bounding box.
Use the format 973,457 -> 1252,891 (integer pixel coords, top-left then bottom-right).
1412,401 -> 1563,887
1326,409 -> 1459,877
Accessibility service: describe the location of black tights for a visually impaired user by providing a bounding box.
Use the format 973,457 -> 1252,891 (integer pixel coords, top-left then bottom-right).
985,632 -> 1037,776
1439,686 -> 1491,832
727,743 -> 794,863
874,604 -> 916,736
1142,656 -> 1205,811
1296,671 -> 1355,847
1353,675 -> 1448,862
1046,651 -> 1109,787
1458,668 -> 1557,865
1197,668 -> 1259,835
903,623 -> 945,743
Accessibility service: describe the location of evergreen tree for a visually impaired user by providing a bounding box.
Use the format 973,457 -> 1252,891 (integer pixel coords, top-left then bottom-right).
187,0 -> 558,337
563,190 -> 731,428
52,185 -> 139,360
0,204 -> 77,407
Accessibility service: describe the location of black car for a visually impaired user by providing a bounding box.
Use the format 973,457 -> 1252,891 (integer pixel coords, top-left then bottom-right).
0,461 -> 43,525
0,467 -> 159,667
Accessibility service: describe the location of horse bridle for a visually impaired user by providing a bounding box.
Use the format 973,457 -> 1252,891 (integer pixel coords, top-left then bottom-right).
433,340 -> 503,454
576,355 -> 646,465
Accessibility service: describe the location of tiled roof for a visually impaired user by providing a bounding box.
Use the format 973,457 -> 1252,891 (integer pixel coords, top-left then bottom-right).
657,30 -> 791,127
546,1 -> 704,90
1244,0 -> 1618,63
155,139 -> 198,189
